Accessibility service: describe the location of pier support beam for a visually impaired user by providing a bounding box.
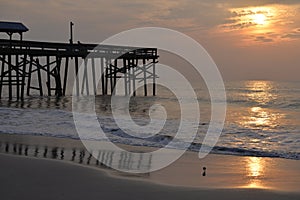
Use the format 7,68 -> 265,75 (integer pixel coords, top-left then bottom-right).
54,57 -> 62,96
63,57 -> 69,96
0,55 -> 6,99
152,59 -> 156,96
20,54 -> 27,100
74,56 -> 79,96
36,58 -> 43,96
143,59 -> 147,96
26,56 -> 33,96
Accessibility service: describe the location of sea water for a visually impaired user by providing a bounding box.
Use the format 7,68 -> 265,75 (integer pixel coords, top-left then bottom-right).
0,80 -> 299,160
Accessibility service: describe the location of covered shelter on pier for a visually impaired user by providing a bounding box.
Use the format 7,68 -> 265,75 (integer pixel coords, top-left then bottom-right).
0,21 -> 29,40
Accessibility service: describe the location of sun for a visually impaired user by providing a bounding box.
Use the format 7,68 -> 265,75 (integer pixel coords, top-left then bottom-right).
226,6 -> 275,31
253,13 -> 267,25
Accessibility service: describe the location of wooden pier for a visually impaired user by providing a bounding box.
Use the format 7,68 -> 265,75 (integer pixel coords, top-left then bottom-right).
0,39 -> 159,100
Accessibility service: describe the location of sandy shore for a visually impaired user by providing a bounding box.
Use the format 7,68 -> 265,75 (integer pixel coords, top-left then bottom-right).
0,134 -> 300,199
0,153 -> 299,200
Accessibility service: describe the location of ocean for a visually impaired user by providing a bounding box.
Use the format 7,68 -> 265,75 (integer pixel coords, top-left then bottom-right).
0,80 -> 299,160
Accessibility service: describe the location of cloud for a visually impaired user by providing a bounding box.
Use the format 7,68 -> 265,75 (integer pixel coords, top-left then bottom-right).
255,36 -> 274,42
218,3 -> 300,43
281,28 -> 300,39
2,0 -> 300,45
221,22 -> 255,30
223,0 -> 300,8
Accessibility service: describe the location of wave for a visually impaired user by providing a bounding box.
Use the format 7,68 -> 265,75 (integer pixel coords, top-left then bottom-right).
192,144 -> 300,160
1,129 -> 299,161
1,102 -> 299,161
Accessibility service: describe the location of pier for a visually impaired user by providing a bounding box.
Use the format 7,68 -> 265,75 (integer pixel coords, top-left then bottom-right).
0,22 -> 159,100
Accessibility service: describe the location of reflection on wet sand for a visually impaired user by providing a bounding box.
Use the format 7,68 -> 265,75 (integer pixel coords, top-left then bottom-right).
245,157 -> 266,189
1,139 -> 298,191
0,141 -> 152,176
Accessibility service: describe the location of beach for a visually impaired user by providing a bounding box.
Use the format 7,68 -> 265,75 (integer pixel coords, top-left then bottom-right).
0,134 -> 299,200
1,0 -> 300,199
0,80 -> 299,200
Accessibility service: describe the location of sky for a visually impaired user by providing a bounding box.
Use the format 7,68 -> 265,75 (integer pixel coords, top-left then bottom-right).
1,0 -> 300,81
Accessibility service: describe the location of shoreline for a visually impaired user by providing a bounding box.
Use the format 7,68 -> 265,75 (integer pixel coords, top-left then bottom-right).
1,133 -> 300,193
1,132 -> 299,161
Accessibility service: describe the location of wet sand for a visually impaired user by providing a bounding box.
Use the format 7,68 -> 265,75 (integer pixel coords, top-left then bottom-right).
0,134 -> 300,199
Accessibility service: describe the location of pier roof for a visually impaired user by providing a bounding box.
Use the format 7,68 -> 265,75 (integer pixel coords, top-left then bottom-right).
0,21 -> 29,33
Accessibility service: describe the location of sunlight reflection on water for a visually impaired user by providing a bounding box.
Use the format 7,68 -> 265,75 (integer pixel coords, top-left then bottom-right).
237,81 -> 284,131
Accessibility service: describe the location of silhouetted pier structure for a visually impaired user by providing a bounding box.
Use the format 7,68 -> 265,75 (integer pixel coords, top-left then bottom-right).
0,22 -> 159,100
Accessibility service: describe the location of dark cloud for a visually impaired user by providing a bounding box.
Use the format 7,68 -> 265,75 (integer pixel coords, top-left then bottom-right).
255,36 -> 274,42
232,10 -> 255,17
222,21 -> 255,30
230,8 -> 270,18
282,33 -> 300,39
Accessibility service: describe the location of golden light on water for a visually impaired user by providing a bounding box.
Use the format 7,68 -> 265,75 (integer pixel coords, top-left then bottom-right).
237,81 -> 284,131
244,157 -> 266,189
235,82 -> 285,189
250,107 -> 269,127
246,81 -> 277,105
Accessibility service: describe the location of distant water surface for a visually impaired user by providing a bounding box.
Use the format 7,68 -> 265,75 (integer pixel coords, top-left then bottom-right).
0,80 -> 299,160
